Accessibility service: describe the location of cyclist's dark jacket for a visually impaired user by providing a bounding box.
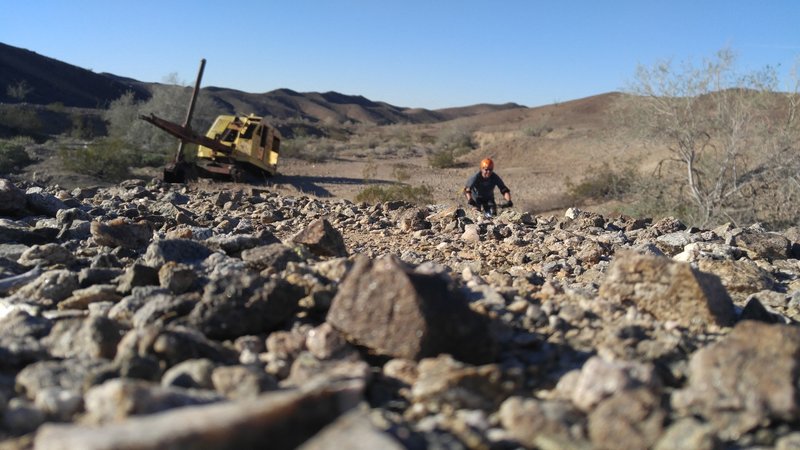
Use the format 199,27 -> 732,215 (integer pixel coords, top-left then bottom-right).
465,171 -> 510,200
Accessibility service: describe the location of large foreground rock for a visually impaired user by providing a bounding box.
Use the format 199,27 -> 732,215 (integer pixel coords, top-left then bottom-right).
35,378 -> 364,450
672,321 -> 800,440
327,255 -> 496,364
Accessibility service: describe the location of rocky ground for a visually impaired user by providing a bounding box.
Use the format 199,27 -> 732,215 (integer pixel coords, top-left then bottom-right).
1,176 -> 800,449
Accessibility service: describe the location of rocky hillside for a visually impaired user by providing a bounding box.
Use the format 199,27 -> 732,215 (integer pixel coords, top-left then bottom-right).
1,177 -> 800,449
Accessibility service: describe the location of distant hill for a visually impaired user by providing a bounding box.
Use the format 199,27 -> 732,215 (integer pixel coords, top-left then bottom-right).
0,42 -> 526,125
0,43 -> 149,108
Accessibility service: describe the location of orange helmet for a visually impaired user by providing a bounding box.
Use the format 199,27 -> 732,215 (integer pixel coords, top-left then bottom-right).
480,158 -> 494,170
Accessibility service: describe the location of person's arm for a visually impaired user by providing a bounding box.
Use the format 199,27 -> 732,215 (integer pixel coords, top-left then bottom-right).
494,174 -> 513,206
464,174 -> 478,207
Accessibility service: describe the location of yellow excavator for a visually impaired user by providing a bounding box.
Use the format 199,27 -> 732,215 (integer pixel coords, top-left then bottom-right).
140,59 -> 281,183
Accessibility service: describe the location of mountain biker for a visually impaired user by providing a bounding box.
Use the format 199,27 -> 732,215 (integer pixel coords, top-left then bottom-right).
463,158 -> 513,216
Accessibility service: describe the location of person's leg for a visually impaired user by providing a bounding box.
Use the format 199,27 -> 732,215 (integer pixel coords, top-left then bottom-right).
486,199 -> 497,216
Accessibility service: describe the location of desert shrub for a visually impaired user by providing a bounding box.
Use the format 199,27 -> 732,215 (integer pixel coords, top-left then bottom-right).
355,183 -> 433,205
361,155 -> 378,181
281,137 -> 333,162
428,125 -> 475,168
391,164 -> 411,183
0,105 -> 42,136
618,173 -> 694,223
279,137 -> 304,158
428,148 -> 457,168
437,125 -> 474,150
0,138 -> 35,173
6,80 -> 32,101
47,102 -> 66,113
523,124 -> 554,137
58,138 -> 135,181
70,115 -> 95,139
565,161 -> 638,203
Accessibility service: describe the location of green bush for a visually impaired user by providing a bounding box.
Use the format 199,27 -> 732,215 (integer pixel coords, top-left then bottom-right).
355,183 -> 434,205
281,137 -> 333,163
437,125 -> 474,150
428,148 -> 457,168
0,105 -> 42,136
523,125 -> 554,137
58,138 -> 135,181
565,161 -> 638,203
0,138 -> 35,173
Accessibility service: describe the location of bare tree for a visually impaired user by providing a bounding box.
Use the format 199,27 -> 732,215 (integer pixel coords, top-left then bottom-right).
625,49 -> 800,227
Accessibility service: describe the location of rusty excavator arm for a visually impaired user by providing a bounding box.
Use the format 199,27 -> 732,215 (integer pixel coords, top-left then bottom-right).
139,113 -> 234,157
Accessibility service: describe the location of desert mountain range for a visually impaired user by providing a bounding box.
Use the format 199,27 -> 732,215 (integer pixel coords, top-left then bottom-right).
0,42 -> 525,125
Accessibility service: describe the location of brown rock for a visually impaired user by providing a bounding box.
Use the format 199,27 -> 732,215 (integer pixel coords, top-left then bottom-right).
327,255 -> 496,364
588,387 -> 665,450
298,409 -> 406,450
599,252 -> 735,329
241,243 -> 302,272
35,378 -> 363,450
292,218 -> 348,257
498,396 -> 585,446
158,262 -> 197,294
398,207 -> 431,232
730,230 -> 791,261
90,218 -> 152,250
695,259 -> 775,299
0,178 -> 27,216
58,284 -> 122,310
411,354 -> 514,411
672,321 -> 800,440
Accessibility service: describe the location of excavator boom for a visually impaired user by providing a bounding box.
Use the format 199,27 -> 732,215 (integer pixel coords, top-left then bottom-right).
139,113 -> 233,156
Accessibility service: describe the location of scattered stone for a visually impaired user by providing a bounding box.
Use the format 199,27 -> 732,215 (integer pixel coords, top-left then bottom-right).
653,417 -> 720,450
211,364 -> 278,399
90,218 -> 153,249
143,238 -> 215,266
82,378 -> 225,422
116,263 -> 160,294
0,177 -> 798,448
58,284 -> 122,310
729,229 -> 791,261
17,243 -> 74,267
188,274 -> 304,340
26,191 -> 68,217
241,242 -> 303,273
292,218 -> 348,257
298,409 -> 406,450
558,356 -> 660,412
161,358 -> 216,389
588,387 -> 665,450
498,396 -> 585,447
158,262 -> 197,294
0,178 -> 28,216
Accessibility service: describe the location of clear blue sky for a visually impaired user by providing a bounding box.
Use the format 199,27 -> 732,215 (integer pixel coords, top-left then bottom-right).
2,0 -> 799,109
